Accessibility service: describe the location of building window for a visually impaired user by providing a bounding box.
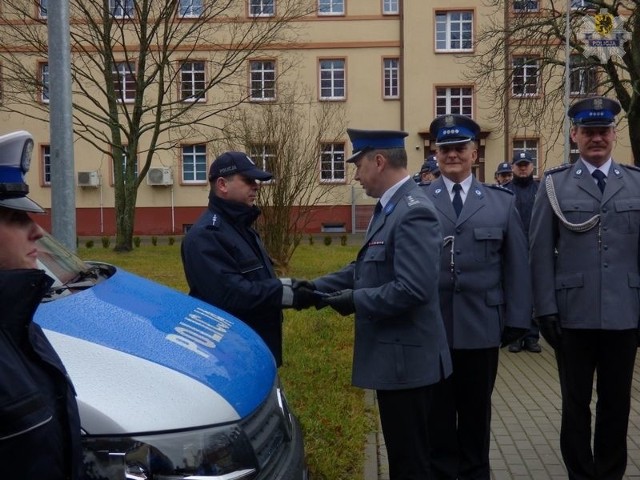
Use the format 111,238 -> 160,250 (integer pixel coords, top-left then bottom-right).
383,58 -> 400,99
40,63 -> 49,103
435,87 -> 473,117
319,59 -> 345,100
571,0 -> 598,9
180,61 -> 206,102
110,0 -> 134,18
318,0 -> 344,15
39,0 -> 47,18
249,0 -> 274,17
112,147 -> 138,184
179,0 -> 203,17
435,11 -> 473,52
182,144 -> 207,182
250,60 -> 276,101
383,0 -> 399,14
113,62 -> 136,102
320,143 -> 345,182
512,139 -> 539,175
249,144 -> 275,182
513,0 -> 539,12
512,56 -> 539,97
569,55 -> 598,97
42,145 -> 51,185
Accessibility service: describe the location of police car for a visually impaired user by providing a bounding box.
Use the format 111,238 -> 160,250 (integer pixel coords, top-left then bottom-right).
34,231 -> 306,480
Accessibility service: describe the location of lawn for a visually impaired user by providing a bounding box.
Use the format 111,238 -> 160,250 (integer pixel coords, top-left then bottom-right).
78,240 -> 371,480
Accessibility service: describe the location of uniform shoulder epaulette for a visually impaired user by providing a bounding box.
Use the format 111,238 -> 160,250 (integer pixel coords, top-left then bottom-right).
418,181 -> 431,187
619,163 -> 640,173
544,163 -> 571,175
404,193 -> 424,207
204,212 -> 222,230
485,184 -> 514,195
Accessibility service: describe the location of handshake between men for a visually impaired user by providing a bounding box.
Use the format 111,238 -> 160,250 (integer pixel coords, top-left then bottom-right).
279,278 -> 355,316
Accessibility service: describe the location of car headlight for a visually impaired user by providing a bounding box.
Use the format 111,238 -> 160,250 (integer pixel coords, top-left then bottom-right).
82,423 -> 258,480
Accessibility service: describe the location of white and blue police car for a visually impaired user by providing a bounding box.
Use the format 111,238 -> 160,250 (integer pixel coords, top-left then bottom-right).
35,231 -> 306,480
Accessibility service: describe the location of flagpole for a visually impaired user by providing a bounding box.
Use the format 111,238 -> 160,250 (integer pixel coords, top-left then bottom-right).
564,0 -> 572,164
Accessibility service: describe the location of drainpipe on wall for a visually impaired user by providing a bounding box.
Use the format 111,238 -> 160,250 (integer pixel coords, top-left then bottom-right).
504,1 -> 511,163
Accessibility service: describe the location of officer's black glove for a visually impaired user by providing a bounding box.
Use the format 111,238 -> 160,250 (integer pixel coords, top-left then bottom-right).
538,314 -> 562,350
320,289 -> 355,316
291,278 -> 322,310
500,327 -> 528,348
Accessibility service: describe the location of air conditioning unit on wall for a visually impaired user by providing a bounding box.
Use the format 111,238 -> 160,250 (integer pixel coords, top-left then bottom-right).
147,167 -> 173,186
77,171 -> 100,187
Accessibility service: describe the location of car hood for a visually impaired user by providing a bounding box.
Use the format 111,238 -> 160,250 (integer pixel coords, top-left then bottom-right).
35,267 -> 276,435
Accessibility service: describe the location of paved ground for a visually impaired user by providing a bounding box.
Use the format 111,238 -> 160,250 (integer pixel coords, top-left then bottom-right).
364,338 -> 640,479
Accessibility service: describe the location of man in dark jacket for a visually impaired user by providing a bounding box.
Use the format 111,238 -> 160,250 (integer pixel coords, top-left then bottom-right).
181,151 -> 304,367
503,151 -> 541,353
0,131 -> 83,480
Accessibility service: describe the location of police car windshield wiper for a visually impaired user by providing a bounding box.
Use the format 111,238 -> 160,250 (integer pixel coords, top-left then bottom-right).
43,280 -> 96,300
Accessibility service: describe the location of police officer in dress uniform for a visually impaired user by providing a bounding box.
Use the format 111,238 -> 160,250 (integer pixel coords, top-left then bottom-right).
296,129 -> 452,480
494,162 -> 513,186
181,152 -> 309,367
0,131 -> 83,479
530,97 -> 640,480
419,155 -> 441,184
421,115 -> 532,480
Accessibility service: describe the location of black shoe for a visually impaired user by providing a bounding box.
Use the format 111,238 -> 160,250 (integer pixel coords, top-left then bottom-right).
523,338 -> 542,353
508,342 -> 522,353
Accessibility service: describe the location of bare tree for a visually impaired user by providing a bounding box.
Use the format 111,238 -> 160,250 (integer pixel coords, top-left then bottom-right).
0,0 -> 313,250
220,84 -> 346,272
466,0 -> 639,166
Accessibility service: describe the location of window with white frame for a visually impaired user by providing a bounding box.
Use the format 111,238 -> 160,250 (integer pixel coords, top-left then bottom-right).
319,59 -> 345,100
249,0 -> 274,17
512,56 -> 539,96
318,0 -> 344,15
40,63 -> 49,103
42,145 -> 51,185
435,11 -> 473,52
113,62 -> 136,102
112,147 -> 138,184
250,60 -> 276,101
383,58 -> 400,99
181,61 -> 206,102
320,143 -> 345,182
513,0 -> 539,12
569,55 -> 598,97
110,0 -> 134,18
249,144 -> 275,181
38,0 -> 47,18
512,139 -> 539,175
179,0 -> 203,17
383,0 -> 399,14
435,87 -> 473,117
182,144 -> 207,182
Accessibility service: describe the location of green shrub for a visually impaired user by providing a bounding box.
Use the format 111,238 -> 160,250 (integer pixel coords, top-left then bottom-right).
323,236 -> 332,246
340,235 -> 348,246
168,236 -> 175,246
85,240 -> 94,249
133,236 -> 141,248
101,236 -> 110,249
151,236 -> 158,246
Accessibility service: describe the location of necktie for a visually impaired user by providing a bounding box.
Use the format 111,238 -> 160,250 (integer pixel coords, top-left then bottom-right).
452,183 -> 463,217
592,170 -> 606,193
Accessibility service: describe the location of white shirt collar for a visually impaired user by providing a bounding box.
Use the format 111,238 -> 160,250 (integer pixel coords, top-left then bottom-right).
380,176 -> 410,208
581,158 -> 612,177
442,174 -> 473,195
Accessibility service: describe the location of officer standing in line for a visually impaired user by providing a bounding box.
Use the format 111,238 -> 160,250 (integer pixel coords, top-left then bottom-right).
494,162 -> 513,186
503,151 -> 542,353
0,131 -> 83,479
181,151 -> 309,367
296,128 -> 452,480
419,155 -> 441,184
421,115 -> 531,480
530,97 -> 640,480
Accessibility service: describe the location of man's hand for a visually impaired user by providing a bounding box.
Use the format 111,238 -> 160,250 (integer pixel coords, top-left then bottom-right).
291,278 -> 322,310
500,327 -> 528,348
537,315 -> 562,350
321,289 -> 355,316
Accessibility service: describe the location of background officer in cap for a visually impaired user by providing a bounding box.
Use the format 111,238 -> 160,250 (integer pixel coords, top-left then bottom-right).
0,131 -> 83,479
419,155 -> 441,184
503,151 -> 541,353
421,114 -> 531,480
181,151 -> 311,367
530,96 -> 640,479
494,162 -> 513,186
296,128 -> 452,479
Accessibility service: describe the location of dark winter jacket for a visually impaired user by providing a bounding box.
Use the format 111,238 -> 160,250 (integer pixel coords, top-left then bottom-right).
503,175 -> 539,236
0,269 -> 83,480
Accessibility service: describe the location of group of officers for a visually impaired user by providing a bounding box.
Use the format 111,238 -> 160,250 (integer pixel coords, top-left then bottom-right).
182,94 -> 640,480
